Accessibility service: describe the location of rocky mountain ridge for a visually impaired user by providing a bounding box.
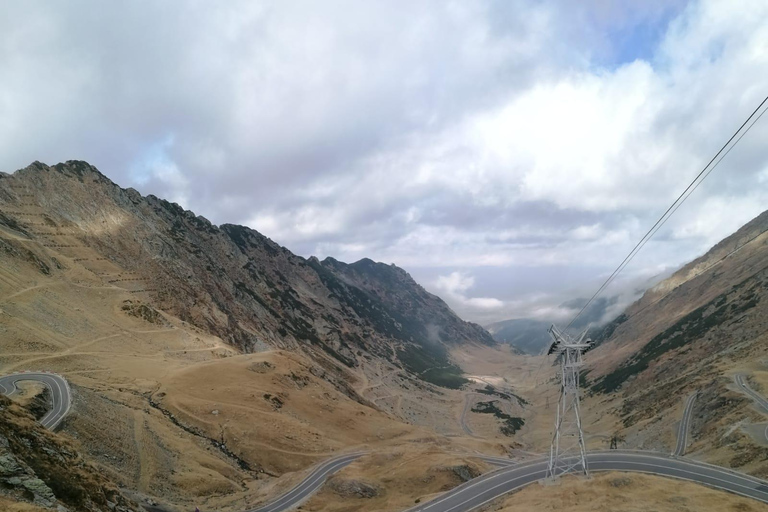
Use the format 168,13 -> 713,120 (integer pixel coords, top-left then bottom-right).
0,160 -> 493,389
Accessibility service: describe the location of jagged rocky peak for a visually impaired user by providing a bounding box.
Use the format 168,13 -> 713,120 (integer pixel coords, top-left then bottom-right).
19,160 -> 109,183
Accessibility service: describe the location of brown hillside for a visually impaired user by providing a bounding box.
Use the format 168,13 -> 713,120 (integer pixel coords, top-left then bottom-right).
580,210 -> 768,476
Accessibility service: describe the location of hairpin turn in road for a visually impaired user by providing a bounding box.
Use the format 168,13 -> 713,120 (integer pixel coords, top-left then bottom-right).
0,372 -> 71,430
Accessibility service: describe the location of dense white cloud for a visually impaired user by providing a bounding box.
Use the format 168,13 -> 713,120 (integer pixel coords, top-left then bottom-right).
1,0 -> 767,324
434,272 -> 505,313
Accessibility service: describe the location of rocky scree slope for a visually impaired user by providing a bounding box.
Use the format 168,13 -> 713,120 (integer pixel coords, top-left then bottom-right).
0,395 -> 142,512
585,210 -> 768,475
0,161 -> 494,389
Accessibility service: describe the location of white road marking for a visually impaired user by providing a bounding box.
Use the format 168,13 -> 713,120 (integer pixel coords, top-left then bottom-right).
407,458 -> 548,512
597,459 -> 765,494
734,374 -> 768,443
46,376 -> 68,429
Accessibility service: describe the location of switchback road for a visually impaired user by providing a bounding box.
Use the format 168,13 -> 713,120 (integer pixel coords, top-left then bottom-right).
459,393 -> 480,437
735,374 -> 768,413
246,450 -> 768,512
0,372 -> 71,429
735,373 -> 768,442
4,373 -> 768,510
428,451 -> 768,511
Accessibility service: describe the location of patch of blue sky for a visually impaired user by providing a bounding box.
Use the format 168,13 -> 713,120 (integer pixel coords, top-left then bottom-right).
600,5 -> 685,69
128,133 -> 175,185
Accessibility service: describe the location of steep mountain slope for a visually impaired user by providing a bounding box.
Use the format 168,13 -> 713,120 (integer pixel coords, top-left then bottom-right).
0,161 -> 493,389
582,209 -> 768,476
316,256 -> 493,385
588,209 -> 768,383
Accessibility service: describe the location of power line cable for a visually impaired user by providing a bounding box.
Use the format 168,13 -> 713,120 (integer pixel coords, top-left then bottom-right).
623,223 -> 768,323
532,95 -> 768,385
569,103 -> 768,330
564,95 -> 768,330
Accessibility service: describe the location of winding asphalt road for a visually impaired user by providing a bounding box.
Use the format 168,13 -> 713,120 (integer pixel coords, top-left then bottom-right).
455,451 -> 768,508
735,374 -> 768,413
0,372 -> 71,429
673,392 -> 698,456
734,373 -> 768,442
5,373 -> 768,509
246,453 -> 363,512
245,451 -> 768,511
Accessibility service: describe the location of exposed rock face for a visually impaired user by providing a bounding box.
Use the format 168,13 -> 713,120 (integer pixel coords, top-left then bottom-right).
0,161 -> 494,388
445,464 -> 482,482
0,396 -> 140,512
120,300 -> 168,326
327,477 -> 382,498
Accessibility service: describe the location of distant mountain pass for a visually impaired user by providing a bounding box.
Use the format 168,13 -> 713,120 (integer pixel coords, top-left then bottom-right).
485,318 -> 551,355
486,297 -> 618,355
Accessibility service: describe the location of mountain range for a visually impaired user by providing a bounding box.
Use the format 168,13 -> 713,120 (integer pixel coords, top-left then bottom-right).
1,161 -> 493,389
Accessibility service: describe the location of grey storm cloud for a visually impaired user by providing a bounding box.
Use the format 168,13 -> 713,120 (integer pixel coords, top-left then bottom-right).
2,0 -> 767,325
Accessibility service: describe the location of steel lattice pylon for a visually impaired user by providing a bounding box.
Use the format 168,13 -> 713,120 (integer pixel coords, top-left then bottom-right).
546,324 -> 591,480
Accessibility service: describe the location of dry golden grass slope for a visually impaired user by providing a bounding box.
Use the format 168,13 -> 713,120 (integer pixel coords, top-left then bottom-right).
0,497 -> 49,512
0,175 -> 510,511
0,395 -> 141,512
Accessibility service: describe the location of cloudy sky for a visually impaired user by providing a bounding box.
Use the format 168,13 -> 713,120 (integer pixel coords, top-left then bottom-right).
2,1 -> 768,325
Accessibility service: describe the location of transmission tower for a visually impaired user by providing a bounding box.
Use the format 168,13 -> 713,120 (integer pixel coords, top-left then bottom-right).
546,324 -> 591,480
